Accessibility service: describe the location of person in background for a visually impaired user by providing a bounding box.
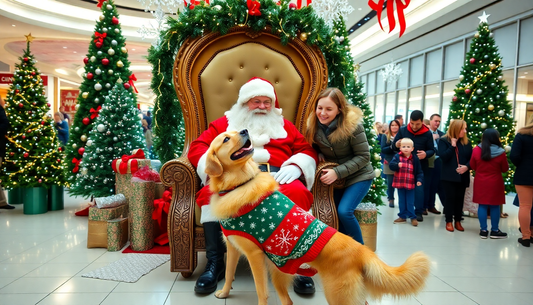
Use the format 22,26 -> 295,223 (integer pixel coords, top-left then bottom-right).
395,114 -> 404,127
143,111 -> 152,130
389,138 -> 423,226
470,128 -> 508,239
391,110 -> 435,222
0,96 -> 14,210
438,119 -> 472,232
306,87 -> 374,244
142,119 -> 153,151
423,119 -> 430,128
374,122 -> 384,142
53,112 -> 69,146
381,119 -> 400,207
59,105 -> 71,124
510,115 -> 533,247
425,114 -> 444,215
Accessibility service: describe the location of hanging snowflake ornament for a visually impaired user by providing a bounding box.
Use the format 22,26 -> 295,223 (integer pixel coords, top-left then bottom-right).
311,0 -> 354,28
138,4 -> 170,47
379,60 -> 403,84
136,0 -> 182,12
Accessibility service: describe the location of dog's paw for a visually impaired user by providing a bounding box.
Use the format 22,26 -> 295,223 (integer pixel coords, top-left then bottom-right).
215,290 -> 230,299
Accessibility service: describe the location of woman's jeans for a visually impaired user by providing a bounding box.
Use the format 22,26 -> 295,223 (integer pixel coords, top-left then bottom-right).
477,204 -> 500,231
334,179 -> 373,244
386,174 -> 395,201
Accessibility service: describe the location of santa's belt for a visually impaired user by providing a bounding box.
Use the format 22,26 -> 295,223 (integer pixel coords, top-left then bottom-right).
258,163 -> 280,173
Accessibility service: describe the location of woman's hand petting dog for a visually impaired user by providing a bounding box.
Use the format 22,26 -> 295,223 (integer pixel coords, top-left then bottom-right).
320,169 -> 338,185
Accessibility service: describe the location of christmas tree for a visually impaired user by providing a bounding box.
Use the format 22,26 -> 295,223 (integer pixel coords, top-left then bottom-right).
148,0 -> 386,207
0,34 -> 66,189
447,12 -> 516,193
72,83 -> 147,198
65,0 -> 139,189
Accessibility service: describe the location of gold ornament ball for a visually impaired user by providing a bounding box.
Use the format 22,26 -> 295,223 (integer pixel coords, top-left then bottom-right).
99,15 -> 104,21
116,60 -> 124,68
81,135 -> 87,142
121,47 -> 127,53
474,32 -> 480,38
82,92 -> 89,99
374,153 -> 380,160
300,32 -> 308,42
489,63 -> 496,69
488,104 -> 494,111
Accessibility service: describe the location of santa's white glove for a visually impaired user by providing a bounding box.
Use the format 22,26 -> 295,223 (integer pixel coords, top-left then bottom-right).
274,165 -> 302,184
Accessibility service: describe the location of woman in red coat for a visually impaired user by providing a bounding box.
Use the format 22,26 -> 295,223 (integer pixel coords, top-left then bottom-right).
470,128 -> 509,239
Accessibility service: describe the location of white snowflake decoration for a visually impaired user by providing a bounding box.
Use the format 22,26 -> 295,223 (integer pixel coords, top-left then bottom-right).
137,0 -> 182,12
311,0 -> 354,28
138,5 -> 170,47
379,60 -> 403,85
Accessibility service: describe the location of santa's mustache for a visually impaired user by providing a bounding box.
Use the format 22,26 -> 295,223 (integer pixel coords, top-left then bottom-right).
250,109 -> 269,115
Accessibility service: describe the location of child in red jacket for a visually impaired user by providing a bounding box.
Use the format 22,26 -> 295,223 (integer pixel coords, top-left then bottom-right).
389,138 -> 424,226
470,129 -> 509,239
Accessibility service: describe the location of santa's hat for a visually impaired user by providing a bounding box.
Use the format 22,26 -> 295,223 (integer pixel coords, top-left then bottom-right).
236,77 -> 280,108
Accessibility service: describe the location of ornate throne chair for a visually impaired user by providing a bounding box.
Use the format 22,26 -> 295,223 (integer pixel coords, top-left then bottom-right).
160,27 -> 343,277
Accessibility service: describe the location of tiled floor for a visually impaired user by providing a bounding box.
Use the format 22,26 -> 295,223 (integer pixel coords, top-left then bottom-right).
1,191 -> 532,305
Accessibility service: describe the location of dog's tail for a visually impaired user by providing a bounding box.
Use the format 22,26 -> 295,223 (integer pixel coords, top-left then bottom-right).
362,249 -> 430,299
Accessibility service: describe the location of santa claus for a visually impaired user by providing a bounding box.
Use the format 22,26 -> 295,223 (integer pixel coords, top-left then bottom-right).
188,77 -> 318,295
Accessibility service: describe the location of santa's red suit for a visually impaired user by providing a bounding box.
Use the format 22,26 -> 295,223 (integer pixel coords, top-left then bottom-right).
188,115 -> 318,223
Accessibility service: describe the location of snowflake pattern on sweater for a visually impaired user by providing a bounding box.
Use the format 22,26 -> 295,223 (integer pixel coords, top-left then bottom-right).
220,191 -> 336,275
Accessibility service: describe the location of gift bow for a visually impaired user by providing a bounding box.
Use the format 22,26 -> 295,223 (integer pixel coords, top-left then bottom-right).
128,74 -> 139,93
94,32 -> 107,45
247,0 -> 261,16
152,190 -> 172,227
72,157 -> 81,173
112,149 -> 146,174
296,0 -> 312,9
90,106 -> 101,119
368,0 -> 411,37
97,0 -> 105,8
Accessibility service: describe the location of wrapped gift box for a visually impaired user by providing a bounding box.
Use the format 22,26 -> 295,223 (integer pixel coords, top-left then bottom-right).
129,180 -> 155,251
112,149 -> 152,197
89,204 -> 128,222
87,220 -> 108,248
107,218 -> 129,251
354,203 -> 378,252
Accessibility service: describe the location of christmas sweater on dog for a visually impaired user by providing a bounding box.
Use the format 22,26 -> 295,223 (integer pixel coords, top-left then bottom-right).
220,191 -> 336,276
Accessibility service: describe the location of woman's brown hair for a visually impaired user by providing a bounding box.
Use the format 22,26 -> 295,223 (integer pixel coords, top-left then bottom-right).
445,119 -> 469,145
386,119 -> 401,143
305,88 -> 359,144
518,114 -> 533,135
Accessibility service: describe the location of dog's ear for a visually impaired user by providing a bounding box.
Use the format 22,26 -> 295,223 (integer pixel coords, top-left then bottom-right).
205,150 -> 223,177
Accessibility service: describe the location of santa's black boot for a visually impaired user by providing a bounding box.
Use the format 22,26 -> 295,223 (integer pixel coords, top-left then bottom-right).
194,222 -> 226,294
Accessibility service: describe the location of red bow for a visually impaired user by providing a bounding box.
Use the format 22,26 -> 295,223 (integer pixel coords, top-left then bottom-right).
247,0 -> 261,16
94,32 -> 107,45
128,74 -> 139,93
112,149 -> 146,174
72,158 -> 81,173
368,0 -> 411,37
296,0 -> 312,9
152,189 -> 172,245
97,0 -> 105,8
90,106 -> 101,119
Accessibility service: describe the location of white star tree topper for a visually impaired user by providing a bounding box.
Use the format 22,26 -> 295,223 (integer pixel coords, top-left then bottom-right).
478,11 -> 490,24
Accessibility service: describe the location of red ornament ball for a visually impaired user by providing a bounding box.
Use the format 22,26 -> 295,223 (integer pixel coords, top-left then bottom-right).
112,16 -> 119,25
38,179 -> 42,183
57,159 -> 61,163
18,103 -> 23,108
22,135 -> 26,139
31,71 -> 36,75
58,147 -> 63,152
95,41 -> 103,48
78,147 -> 85,155
15,89 -> 19,93
289,3 -> 297,9
10,152 -> 14,156
23,152 -> 29,158
28,111 -> 32,115
82,117 -> 90,125
47,103 -> 51,107
87,72 -> 94,80
24,57 -> 29,62
123,82 -> 131,90
84,57 -> 89,64
41,121 -> 46,125
102,58 -> 109,65
469,58 -> 476,64
465,89 -> 471,95
452,96 -> 458,102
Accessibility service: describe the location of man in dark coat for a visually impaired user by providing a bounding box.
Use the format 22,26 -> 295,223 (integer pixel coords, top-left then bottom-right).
392,110 -> 435,221
0,96 -> 15,209
426,114 -> 445,215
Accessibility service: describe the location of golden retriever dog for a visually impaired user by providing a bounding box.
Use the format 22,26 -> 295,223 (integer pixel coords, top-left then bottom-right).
205,129 -> 430,305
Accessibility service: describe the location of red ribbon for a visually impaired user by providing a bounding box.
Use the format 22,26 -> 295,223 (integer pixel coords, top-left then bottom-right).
152,189 -> 172,245
247,0 -> 261,16
72,158 -> 81,173
97,0 -> 105,8
112,149 -> 146,174
90,106 -> 101,119
368,0 -> 410,37
94,32 -> 107,45
296,0 -> 312,9
128,74 -> 139,93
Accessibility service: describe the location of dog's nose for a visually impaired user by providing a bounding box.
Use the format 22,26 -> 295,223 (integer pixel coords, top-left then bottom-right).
240,129 -> 248,136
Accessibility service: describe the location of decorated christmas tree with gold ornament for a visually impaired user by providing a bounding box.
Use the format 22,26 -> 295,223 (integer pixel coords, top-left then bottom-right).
447,12 -> 516,193
65,0 -> 141,195
0,34 -> 66,189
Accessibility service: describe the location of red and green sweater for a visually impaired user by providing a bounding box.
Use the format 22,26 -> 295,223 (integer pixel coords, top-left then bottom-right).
220,191 -> 337,276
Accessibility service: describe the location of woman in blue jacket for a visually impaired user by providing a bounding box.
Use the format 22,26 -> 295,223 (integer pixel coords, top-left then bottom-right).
54,112 -> 69,146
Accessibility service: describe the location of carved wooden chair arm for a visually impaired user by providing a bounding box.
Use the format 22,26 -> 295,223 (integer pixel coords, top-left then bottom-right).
311,162 -> 344,230
160,156 -> 201,272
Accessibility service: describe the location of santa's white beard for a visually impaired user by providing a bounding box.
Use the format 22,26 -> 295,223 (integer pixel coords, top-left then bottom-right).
225,104 -> 287,147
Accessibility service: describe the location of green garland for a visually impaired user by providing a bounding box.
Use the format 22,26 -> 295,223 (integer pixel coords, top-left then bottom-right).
148,0 -> 386,207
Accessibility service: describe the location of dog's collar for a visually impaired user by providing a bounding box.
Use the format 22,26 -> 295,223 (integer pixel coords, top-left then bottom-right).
218,177 -> 254,196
